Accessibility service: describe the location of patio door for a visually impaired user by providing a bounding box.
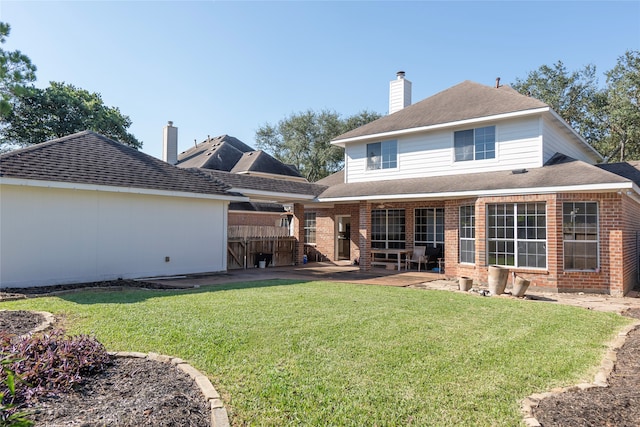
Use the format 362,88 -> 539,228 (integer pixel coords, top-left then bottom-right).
336,215 -> 351,260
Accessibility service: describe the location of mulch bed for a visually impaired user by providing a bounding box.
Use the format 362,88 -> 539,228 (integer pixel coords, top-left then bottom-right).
2,283 -> 640,426
532,307 -> 640,427
0,309 -> 210,427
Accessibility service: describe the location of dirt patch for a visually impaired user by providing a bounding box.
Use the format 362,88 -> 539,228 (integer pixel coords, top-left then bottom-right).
0,310 -> 44,336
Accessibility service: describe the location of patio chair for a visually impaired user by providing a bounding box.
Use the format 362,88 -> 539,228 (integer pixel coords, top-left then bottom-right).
405,246 -> 427,271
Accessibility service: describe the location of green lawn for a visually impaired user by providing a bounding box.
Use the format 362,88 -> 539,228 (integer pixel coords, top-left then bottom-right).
1,280 -> 631,426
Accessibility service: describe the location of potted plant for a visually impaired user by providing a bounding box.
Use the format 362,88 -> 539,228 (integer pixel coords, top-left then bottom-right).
488,265 -> 509,295
511,276 -> 531,297
458,276 -> 473,291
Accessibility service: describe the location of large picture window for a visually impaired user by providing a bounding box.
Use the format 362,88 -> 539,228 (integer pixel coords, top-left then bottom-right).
371,209 -> 405,250
459,205 -> 475,264
454,126 -> 495,161
487,202 -> 546,268
414,208 -> 444,247
563,202 -> 598,270
304,212 -> 316,244
367,140 -> 397,170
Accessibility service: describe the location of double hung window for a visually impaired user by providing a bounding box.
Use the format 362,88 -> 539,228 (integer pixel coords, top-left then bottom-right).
563,202 -> 598,270
454,126 -> 495,161
459,206 -> 475,264
367,140 -> 397,170
304,212 -> 316,244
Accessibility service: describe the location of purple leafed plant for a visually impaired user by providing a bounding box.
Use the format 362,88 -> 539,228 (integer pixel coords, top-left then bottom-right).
0,330 -> 112,405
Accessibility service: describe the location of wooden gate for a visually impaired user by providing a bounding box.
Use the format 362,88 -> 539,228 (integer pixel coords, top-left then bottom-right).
227,226 -> 296,270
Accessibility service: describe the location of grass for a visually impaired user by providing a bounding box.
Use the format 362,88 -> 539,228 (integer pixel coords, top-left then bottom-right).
1,279 -> 632,426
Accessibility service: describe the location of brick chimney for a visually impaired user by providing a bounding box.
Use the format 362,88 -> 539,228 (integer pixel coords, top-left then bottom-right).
389,71 -> 412,114
162,121 -> 178,165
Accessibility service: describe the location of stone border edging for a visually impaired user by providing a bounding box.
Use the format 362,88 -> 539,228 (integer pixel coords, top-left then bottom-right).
520,320 -> 640,427
110,351 -> 230,427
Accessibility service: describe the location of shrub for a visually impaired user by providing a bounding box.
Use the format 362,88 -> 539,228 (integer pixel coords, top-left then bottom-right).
0,330 -> 112,405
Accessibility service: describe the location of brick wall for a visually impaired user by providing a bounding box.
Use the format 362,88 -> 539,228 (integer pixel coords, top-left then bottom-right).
303,191 -> 639,295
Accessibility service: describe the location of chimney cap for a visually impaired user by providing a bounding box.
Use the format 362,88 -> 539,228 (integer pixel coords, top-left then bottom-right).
396,71 -> 406,79
167,121 -> 173,126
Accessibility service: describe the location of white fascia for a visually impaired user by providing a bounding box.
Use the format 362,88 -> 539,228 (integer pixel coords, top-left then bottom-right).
318,182 -> 635,203
331,107 -> 551,147
0,177 -> 248,202
227,187 -> 317,202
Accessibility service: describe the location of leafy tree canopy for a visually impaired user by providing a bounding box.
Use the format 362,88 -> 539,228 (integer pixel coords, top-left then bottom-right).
255,109 -> 381,182
512,50 -> 640,161
599,50 -> 640,161
0,22 -> 36,119
1,81 -> 142,149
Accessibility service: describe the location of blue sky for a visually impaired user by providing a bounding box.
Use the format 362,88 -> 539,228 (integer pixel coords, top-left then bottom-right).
1,1 -> 638,160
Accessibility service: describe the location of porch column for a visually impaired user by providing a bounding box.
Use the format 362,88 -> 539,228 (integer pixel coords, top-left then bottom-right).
293,203 -> 306,265
359,200 -> 371,271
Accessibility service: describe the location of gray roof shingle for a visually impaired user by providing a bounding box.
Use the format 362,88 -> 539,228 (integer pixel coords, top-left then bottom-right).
317,155 -> 631,200
177,134 -> 303,179
196,169 -> 327,198
333,80 -> 548,142
0,131 -> 233,197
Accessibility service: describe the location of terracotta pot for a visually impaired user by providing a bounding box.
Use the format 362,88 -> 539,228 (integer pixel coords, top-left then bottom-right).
512,276 -> 530,297
459,277 -> 473,291
488,265 -> 509,295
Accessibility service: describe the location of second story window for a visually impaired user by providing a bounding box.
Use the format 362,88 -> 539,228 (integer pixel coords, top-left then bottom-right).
367,140 -> 397,170
454,126 -> 495,161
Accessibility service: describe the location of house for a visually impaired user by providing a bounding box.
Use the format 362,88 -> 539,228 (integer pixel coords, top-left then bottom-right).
162,125 -> 307,231
0,131 -> 246,287
301,73 -> 640,296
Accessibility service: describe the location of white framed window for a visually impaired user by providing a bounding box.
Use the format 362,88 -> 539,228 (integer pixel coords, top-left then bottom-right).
414,208 -> 444,247
304,212 -> 316,244
563,202 -> 599,271
459,205 -> 475,264
367,140 -> 397,170
454,126 -> 495,161
487,202 -> 546,268
371,209 -> 405,250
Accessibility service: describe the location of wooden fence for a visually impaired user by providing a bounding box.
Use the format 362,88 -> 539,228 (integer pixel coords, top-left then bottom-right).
227,227 -> 296,269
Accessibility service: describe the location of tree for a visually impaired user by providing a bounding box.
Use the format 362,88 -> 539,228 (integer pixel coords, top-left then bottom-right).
255,109 -> 381,181
598,50 -> 640,161
511,60 -> 602,144
512,52 -> 640,161
0,22 -> 36,119
1,82 -> 142,149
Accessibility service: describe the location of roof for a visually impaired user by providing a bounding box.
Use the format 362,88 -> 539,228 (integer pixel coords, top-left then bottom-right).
0,131 -> 235,197
333,80 -> 549,143
317,154 -> 633,201
315,170 -> 344,186
176,135 -> 253,170
229,201 -> 286,213
230,150 -> 303,178
176,134 -> 303,179
597,161 -> 640,187
196,168 -> 327,201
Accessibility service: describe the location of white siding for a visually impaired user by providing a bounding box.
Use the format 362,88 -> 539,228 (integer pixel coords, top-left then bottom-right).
542,116 -> 598,164
345,116 -> 543,183
0,185 -> 227,287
